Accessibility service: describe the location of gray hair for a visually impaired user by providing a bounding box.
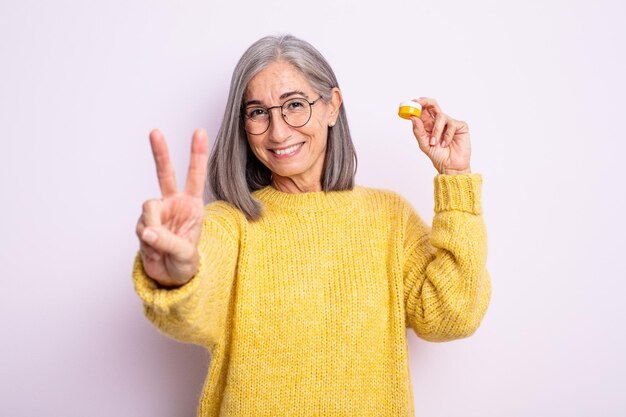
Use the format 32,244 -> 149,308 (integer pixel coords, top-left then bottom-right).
207,34 -> 357,221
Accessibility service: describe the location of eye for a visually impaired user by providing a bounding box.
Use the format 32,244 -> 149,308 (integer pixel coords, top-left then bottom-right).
285,99 -> 308,112
246,107 -> 268,120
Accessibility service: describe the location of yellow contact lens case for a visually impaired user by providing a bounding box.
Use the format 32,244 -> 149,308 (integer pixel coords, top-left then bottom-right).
398,101 -> 422,119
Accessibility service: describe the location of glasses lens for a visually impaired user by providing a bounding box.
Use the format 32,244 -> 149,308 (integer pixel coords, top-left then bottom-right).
244,107 -> 269,135
243,98 -> 313,134
282,98 -> 311,128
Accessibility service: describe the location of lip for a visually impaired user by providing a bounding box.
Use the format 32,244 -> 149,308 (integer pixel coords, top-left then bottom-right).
269,142 -> 305,159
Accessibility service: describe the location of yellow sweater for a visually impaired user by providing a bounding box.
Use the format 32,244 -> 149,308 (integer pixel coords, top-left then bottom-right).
132,174 -> 491,416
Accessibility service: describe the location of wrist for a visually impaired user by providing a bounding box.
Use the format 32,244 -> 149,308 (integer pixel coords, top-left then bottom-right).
158,250 -> 199,288
440,167 -> 471,175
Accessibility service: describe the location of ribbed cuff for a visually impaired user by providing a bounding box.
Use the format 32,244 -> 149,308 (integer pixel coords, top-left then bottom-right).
434,174 -> 483,214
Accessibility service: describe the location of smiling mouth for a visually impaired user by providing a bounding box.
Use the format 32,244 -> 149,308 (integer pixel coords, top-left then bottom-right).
270,142 -> 304,155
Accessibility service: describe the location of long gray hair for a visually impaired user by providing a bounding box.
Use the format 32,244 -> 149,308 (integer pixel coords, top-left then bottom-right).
207,34 -> 357,221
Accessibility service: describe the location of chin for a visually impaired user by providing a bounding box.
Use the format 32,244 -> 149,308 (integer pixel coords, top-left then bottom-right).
268,164 -> 308,178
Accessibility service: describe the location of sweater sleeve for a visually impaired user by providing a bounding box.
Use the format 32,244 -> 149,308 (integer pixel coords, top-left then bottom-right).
132,204 -> 240,349
403,174 -> 491,342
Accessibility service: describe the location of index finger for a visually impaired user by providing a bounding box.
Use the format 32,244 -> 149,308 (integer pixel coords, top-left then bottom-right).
415,97 -> 442,120
184,128 -> 210,198
149,129 -> 178,197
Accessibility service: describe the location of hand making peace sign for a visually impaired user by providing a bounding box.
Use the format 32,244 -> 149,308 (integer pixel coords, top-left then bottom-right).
135,129 -> 210,287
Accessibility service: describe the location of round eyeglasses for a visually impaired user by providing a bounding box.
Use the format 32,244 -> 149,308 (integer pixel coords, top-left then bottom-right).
242,96 -> 323,135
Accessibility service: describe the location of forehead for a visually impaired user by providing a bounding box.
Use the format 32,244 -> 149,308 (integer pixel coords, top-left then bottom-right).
244,60 -> 314,102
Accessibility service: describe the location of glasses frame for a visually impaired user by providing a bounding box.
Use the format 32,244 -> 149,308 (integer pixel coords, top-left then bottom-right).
241,96 -> 323,135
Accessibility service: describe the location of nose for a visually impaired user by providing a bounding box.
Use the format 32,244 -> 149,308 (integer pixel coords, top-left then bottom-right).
267,107 -> 292,143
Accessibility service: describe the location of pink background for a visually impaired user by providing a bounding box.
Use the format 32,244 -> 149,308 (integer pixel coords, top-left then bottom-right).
1,1 -> 625,416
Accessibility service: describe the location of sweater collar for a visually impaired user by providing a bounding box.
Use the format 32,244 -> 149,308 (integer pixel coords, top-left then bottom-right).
253,185 -> 357,212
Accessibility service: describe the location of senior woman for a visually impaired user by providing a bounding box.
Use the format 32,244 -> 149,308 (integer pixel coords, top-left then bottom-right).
133,34 -> 491,416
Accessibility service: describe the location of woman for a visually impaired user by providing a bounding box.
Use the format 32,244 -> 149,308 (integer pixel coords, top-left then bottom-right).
133,34 -> 491,416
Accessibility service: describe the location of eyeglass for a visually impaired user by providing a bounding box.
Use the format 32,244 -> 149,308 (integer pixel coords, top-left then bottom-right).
242,96 -> 323,135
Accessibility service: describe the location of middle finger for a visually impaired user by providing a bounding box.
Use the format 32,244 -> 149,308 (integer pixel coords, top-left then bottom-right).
430,113 -> 448,146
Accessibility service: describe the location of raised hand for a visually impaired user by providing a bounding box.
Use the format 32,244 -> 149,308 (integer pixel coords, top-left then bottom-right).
135,128 -> 210,287
410,97 -> 471,175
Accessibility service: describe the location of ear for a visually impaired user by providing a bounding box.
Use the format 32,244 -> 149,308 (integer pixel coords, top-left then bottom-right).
328,87 -> 343,125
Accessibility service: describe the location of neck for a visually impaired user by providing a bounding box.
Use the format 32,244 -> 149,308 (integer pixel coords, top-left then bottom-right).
271,174 -> 322,194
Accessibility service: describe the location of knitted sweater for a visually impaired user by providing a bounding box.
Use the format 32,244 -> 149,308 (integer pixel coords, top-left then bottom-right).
132,174 -> 491,417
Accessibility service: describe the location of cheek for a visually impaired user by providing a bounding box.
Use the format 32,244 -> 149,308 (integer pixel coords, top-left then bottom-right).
306,118 -> 329,144
246,138 -> 268,161
312,114 -> 326,129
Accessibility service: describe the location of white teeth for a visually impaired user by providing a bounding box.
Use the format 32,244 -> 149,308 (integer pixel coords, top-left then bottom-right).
273,143 -> 303,155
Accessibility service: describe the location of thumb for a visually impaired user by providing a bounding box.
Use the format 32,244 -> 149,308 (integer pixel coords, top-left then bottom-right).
141,226 -> 195,261
411,116 -> 430,150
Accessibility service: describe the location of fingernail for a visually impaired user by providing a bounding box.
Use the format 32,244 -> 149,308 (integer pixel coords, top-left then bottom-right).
430,136 -> 437,146
143,229 -> 157,244
411,117 -> 417,127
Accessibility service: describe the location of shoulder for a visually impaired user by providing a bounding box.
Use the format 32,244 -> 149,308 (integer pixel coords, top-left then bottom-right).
356,186 -> 430,242
204,199 -> 243,218
353,185 -> 416,213
351,186 -> 424,230
203,199 -> 247,241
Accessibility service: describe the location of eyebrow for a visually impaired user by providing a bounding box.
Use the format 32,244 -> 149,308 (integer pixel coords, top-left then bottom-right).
244,90 -> 309,107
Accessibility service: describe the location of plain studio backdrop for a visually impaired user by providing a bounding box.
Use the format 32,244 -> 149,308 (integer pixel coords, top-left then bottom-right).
1,0 -> 624,416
